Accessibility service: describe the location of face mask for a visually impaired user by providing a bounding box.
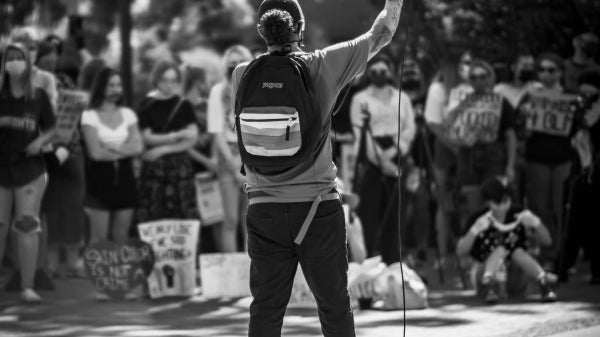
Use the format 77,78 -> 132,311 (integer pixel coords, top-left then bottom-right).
5,60 -> 26,76
401,78 -> 421,91
517,69 -> 535,83
105,92 -> 121,103
369,70 -> 389,88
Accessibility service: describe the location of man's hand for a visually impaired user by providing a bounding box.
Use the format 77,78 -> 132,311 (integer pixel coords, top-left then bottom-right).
366,0 -> 404,60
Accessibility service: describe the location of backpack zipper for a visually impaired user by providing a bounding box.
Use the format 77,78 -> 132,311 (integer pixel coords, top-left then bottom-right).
238,116 -> 297,141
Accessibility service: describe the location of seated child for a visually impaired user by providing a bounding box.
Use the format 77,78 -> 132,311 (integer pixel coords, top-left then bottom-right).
456,176 -> 557,304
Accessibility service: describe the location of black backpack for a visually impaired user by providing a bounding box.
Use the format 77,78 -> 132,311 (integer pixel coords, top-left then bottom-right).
234,52 -> 324,175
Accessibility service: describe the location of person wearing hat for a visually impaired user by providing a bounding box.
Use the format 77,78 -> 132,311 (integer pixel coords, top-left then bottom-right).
456,176 -> 557,304
231,0 -> 405,335
564,32 -> 600,93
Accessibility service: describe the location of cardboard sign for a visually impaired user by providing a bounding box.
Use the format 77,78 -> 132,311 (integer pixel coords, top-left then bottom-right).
521,90 -> 577,136
445,94 -> 503,144
288,266 -> 317,308
56,90 -> 88,143
200,253 -> 251,298
83,240 -> 155,300
194,173 -> 224,226
138,220 -> 200,298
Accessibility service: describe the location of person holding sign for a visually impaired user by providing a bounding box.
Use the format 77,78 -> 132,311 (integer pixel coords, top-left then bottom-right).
0,43 -> 57,303
519,53 -> 576,272
81,69 -> 144,246
37,40 -> 88,279
444,60 -> 517,226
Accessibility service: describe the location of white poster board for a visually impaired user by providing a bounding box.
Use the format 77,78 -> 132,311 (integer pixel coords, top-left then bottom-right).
56,90 -> 88,143
138,219 -> 200,299
195,173 -> 224,226
522,90 -> 577,136
200,253 -> 251,298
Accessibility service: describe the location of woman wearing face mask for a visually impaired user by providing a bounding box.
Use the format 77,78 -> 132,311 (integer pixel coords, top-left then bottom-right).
207,45 -> 253,253
520,54 -> 574,272
35,40 -> 87,279
399,57 -> 434,266
446,60 -> 517,220
350,54 -> 416,265
136,61 -> 199,223
81,68 -> 143,247
494,54 -> 542,205
0,43 -> 57,303
10,28 -> 58,108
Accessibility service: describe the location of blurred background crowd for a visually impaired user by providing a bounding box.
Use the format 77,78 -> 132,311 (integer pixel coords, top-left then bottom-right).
0,0 -> 599,304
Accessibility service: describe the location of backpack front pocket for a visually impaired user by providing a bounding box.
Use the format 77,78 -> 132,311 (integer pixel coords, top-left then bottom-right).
238,107 -> 301,156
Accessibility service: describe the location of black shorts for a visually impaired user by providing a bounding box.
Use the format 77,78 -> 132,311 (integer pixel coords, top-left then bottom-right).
0,155 -> 46,188
85,158 -> 138,210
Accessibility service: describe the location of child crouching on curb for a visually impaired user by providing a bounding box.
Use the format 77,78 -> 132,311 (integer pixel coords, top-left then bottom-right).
457,176 -> 558,304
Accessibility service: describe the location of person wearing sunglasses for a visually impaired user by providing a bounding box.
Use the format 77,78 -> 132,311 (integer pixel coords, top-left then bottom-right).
444,59 -> 517,226
521,53 -> 574,273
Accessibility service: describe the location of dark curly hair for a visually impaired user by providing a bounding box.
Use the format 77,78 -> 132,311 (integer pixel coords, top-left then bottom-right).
260,9 -> 295,46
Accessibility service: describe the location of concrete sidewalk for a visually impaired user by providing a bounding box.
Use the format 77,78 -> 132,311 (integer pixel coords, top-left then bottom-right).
1,260 -> 599,337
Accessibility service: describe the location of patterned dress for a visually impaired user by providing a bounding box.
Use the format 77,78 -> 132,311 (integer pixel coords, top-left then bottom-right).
136,95 -> 199,222
468,207 -> 528,262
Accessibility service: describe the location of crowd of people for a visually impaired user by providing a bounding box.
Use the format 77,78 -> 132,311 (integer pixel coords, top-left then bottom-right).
0,23 -> 598,306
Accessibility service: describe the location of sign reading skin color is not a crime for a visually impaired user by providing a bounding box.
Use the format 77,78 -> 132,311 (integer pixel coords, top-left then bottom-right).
83,240 -> 155,300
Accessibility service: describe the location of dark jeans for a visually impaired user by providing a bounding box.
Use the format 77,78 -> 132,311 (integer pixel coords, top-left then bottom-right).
561,171 -> 600,279
246,199 -> 355,337
525,161 -> 571,266
356,163 -> 401,265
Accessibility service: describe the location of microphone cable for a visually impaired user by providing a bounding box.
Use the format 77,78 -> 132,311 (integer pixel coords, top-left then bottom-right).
395,0 -> 414,336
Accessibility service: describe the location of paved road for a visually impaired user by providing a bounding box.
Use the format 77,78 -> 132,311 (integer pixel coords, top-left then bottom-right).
1,264 -> 598,337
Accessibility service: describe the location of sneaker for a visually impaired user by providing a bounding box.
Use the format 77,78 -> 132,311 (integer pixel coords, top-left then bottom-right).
480,280 -> 500,304
34,269 -> 55,291
21,288 -> 42,304
539,273 -> 558,302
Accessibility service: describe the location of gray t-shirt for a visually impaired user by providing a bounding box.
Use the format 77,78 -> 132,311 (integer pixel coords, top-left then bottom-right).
232,35 -> 369,199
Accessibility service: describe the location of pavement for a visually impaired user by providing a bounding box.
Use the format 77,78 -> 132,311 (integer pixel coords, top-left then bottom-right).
0,260 -> 599,337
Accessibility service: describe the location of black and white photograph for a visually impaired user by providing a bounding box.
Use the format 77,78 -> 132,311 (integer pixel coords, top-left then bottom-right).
0,0 -> 599,336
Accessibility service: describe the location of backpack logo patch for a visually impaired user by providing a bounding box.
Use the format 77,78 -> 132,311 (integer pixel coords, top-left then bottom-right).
262,82 -> 284,89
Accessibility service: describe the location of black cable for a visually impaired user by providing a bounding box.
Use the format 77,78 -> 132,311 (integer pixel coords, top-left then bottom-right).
396,1 -> 414,336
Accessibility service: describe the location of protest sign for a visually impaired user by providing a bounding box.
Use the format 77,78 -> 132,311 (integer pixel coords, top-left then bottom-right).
200,253 -> 251,298
194,173 -> 224,226
444,93 -> 503,144
521,90 -> 577,137
138,220 -> 200,299
56,90 -> 88,143
83,240 -> 154,300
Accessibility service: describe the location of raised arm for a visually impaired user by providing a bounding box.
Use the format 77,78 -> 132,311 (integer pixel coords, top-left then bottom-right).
365,0 -> 404,60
